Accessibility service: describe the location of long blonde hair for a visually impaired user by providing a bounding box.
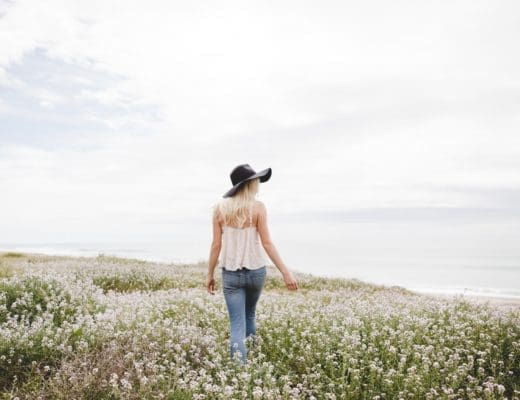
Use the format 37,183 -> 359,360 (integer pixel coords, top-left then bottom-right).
213,178 -> 260,227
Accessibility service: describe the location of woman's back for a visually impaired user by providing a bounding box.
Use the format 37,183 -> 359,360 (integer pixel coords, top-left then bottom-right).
217,201 -> 269,271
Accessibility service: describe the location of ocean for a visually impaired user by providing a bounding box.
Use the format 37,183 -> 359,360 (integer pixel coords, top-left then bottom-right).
2,238 -> 519,299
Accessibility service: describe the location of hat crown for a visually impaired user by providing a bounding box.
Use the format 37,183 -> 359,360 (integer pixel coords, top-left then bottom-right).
230,164 -> 256,186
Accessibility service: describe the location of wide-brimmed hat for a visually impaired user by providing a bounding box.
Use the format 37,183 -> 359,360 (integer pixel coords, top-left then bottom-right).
223,163 -> 272,198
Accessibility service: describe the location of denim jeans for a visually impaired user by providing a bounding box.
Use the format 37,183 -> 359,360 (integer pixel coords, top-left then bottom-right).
222,266 -> 267,364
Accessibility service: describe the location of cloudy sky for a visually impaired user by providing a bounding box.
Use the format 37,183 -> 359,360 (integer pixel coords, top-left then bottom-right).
1,0 -> 519,271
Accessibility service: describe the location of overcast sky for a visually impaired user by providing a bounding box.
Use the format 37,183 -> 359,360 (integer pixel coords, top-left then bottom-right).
1,0 -> 519,252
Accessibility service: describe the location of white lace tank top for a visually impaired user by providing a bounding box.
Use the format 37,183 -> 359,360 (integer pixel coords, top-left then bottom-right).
218,204 -> 269,271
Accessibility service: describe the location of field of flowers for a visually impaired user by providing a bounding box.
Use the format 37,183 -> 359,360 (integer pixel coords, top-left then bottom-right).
0,251 -> 519,400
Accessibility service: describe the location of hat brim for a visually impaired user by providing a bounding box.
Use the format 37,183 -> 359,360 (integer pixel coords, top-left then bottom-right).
222,167 -> 272,198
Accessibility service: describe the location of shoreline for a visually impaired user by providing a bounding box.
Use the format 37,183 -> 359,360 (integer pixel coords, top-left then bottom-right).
417,290 -> 520,308
2,250 -> 519,308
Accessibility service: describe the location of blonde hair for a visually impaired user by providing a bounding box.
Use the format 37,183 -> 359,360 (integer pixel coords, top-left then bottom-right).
213,178 -> 260,227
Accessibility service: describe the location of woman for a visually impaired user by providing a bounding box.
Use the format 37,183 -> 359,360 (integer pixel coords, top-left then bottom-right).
206,163 -> 298,364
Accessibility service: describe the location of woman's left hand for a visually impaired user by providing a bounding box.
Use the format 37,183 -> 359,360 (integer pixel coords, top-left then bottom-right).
206,275 -> 216,295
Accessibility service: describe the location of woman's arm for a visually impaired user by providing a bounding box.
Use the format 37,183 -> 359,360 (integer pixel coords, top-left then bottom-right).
257,201 -> 298,290
206,205 -> 222,294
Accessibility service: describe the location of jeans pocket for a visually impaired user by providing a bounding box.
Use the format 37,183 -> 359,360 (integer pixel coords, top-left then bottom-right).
250,272 -> 266,290
222,273 -> 239,292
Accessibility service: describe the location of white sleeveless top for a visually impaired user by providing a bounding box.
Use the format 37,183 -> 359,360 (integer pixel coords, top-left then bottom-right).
218,205 -> 269,271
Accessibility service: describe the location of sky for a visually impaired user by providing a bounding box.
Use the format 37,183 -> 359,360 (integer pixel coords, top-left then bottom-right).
1,0 -> 519,273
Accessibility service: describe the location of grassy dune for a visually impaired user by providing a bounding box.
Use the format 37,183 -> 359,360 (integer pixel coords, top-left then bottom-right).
0,252 -> 518,399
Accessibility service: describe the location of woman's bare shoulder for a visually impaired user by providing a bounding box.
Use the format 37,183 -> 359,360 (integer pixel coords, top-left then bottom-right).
253,200 -> 267,220
253,200 -> 266,210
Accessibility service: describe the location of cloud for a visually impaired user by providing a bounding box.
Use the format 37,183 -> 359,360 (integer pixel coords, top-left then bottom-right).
0,0 -> 519,243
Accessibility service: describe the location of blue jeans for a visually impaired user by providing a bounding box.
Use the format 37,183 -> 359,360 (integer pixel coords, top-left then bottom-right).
222,266 -> 266,364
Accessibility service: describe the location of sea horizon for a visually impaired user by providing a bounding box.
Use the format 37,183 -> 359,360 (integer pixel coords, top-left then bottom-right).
2,241 -> 519,299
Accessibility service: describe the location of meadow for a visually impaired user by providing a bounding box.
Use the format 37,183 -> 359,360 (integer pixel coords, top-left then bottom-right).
0,252 -> 518,400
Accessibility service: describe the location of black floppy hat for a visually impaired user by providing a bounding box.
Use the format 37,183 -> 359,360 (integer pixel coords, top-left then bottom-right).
223,163 -> 272,198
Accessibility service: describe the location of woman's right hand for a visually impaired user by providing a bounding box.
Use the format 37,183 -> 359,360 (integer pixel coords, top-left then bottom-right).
283,271 -> 298,291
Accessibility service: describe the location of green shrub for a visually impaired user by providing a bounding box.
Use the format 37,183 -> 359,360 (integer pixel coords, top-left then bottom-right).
0,276 -> 103,391
0,263 -> 17,279
92,271 -> 179,293
1,252 -> 25,258
0,277 -> 75,326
